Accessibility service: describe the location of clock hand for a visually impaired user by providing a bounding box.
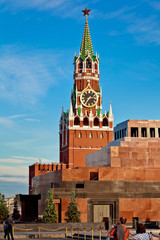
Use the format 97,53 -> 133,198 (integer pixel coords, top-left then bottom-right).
85,96 -> 91,104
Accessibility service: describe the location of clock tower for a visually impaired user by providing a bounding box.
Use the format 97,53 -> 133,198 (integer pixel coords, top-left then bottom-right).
59,8 -> 114,168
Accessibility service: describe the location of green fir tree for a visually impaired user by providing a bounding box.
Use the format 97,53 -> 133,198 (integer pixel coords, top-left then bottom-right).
42,190 -> 57,223
0,193 -> 9,223
65,190 -> 81,222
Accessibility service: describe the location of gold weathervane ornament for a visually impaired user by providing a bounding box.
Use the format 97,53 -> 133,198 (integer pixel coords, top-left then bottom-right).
82,7 -> 91,16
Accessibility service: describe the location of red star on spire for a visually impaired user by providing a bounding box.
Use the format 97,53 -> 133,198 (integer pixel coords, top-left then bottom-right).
82,7 -> 91,16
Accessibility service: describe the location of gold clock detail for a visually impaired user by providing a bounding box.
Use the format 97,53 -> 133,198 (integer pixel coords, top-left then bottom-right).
80,89 -> 98,108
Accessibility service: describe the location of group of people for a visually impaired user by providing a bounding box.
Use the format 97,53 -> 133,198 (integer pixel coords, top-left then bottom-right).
3,215 -> 14,240
109,217 -> 152,240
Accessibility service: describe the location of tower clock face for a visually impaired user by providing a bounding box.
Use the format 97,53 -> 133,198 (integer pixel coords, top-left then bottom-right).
80,89 -> 98,108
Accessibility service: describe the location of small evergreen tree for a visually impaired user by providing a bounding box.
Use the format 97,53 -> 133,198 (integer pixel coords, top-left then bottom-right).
0,193 -> 9,223
65,190 -> 81,222
42,190 -> 57,223
12,196 -> 20,220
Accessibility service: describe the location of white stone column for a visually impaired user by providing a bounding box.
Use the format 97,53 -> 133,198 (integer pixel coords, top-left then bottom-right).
147,128 -> 150,138
138,127 -> 141,137
83,60 -> 86,72
155,128 -> 158,138
76,62 -> 78,73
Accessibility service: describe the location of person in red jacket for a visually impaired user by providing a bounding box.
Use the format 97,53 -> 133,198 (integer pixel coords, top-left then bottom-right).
109,217 -> 129,240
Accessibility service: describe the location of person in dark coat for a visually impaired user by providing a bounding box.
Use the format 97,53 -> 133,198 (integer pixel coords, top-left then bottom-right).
5,216 -> 14,240
3,218 -> 9,240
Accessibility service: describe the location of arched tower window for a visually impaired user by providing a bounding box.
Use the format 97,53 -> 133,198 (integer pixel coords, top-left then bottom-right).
86,58 -> 92,69
94,117 -> 99,126
79,58 -> 83,69
74,117 -> 80,125
79,132 -> 82,138
103,118 -> 108,126
83,117 -> 89,126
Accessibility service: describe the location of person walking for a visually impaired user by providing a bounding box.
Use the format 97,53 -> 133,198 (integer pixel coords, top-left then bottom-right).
3,218 -> 9,240
5,215 -> 14,240
133,223 -> 152,240
109,217 -> 130,240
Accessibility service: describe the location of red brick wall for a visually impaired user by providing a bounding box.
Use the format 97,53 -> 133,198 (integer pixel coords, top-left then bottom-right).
60,129 -> 113,168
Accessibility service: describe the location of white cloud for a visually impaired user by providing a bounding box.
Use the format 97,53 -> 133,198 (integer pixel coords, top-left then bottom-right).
100,3 -> 160,45
10,114 -> 33,119
24,118 -> 40,122
124,14 -> 160,45
95,6 -> 135,20
0,45 -> 71,105
0,156 -> 53,184
0,165 -> 28,177
0,156 -> 52,164
0,0 -> 87,18
0,158 -> 25,163
0,177 -> 27,183
13,155 -> 52,163
0,49 -> 53,105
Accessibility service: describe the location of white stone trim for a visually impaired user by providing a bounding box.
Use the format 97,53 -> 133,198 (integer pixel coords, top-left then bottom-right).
75,76 -> 99,81
68,126 -> 113,131
60,147 -> 101,152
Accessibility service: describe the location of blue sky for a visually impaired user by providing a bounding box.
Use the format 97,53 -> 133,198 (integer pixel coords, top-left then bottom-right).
0,0 -> 160,197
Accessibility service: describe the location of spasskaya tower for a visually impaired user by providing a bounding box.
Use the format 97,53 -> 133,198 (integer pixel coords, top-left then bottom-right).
59,8 -> 113,168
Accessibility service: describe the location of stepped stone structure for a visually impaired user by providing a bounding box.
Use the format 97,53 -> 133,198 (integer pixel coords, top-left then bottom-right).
31,119 -> 160,223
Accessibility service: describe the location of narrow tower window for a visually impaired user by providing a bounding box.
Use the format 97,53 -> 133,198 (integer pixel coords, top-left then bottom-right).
89,133 -> 93,138
86,59 -> 91,68
141,128 -> 147,137
100,133 -> 103,139
94,117 -> 99,126
74,117 -> 80,125
79,133 -> 82,138
83,117 -> 89,126
79,59 -> 83,69
131,127 -> 138,137
103,118 -> 108,126
150,128 -> 155,138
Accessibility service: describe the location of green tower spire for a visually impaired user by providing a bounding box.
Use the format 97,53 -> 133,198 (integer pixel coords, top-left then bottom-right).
74,7 -> 98,62
80,15 -> 94,58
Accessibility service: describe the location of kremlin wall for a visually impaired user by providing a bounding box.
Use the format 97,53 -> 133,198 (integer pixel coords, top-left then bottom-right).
28,9 -> 160,223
